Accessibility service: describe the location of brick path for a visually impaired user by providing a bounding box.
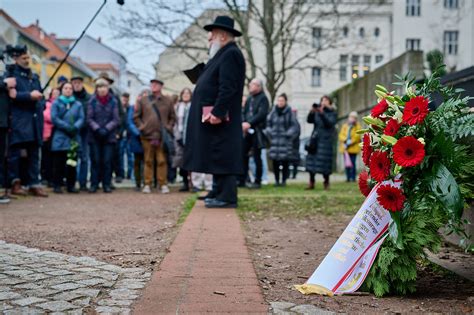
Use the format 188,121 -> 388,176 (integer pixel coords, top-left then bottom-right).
134,202 -> 268,314
0,241 -> 150,313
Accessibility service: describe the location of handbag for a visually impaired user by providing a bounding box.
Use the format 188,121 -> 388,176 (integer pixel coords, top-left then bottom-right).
151,102 -> 176,155
344,151 -> 353,168
305,129 -> 318,154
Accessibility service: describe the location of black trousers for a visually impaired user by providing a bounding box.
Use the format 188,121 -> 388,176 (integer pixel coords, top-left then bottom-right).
241,134 -> 262,184
41,140 -> 53,184
273,160 -> 289,184
52,150 -> 76,189
213,174 -> 237,204
0,128 -> 7,188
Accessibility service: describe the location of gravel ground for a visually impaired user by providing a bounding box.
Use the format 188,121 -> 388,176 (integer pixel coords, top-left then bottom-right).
242,214 -> 474,314
0,189 -> 190,270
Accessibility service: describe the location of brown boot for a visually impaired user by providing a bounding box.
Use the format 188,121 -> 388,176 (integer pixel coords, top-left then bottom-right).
305,182 -> 315,190
11,179 -> 27,196
28,187 -> 49,198
323,180 -> 330,190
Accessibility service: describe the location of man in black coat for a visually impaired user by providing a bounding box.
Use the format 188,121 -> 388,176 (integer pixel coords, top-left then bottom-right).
0,74 -> 17,204
7,47 -> 48,197
240,78 -> 269,189
71,75 -> 91,191
183,16 -> 246,208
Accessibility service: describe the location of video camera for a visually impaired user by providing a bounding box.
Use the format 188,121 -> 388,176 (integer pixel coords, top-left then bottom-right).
0,45 -> 27,62
312,102 -> 321,109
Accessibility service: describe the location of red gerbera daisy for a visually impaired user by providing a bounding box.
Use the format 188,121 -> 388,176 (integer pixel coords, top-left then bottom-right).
358,171 -> 372,197
393,136 -> 425,167
369,151 -> 391,182
362,134 -> 372,166
402,96 -> 429,125
384,119 -> 401,136
377,184 -> 406,212
371,99 -> 389,118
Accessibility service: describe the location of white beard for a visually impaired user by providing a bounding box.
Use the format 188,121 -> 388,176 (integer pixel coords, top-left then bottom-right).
208,41 -> 221,59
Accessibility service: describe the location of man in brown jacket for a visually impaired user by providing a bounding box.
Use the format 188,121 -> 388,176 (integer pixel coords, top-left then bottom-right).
134,78 -> 176,194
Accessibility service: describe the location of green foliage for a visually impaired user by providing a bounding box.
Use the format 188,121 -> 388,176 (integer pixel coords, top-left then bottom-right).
177,194 -> 197,225
426,50 -> 447,76
363,66 -> 474,297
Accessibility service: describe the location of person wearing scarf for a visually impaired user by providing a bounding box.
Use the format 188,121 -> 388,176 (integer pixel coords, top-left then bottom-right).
87,78 -> 120,193
51,82 -> 85,193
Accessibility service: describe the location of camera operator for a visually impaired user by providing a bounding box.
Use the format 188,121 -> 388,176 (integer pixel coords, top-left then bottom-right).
6,45 -> 48,197
0,72 -> 17,204
305,95 -> 337,190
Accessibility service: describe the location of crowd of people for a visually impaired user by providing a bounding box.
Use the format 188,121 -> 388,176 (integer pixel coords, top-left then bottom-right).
0,15 -> 363,207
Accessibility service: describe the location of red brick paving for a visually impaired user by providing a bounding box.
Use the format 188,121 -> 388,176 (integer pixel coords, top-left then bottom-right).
133,202 -> 268,314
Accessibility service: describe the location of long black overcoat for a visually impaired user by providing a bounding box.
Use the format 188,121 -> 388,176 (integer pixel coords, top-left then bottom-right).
183,42 -> 246,175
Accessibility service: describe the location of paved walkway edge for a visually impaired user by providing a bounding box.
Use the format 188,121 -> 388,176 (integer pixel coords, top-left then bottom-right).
133,201 -> 268,314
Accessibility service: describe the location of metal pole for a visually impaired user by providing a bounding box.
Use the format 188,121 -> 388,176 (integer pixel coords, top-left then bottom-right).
42,0 -> 107,92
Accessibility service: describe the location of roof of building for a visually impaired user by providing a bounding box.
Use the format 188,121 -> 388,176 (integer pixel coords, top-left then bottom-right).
87,63 -> 120,75
21,23 -> 95,77
0,9 -> 49,51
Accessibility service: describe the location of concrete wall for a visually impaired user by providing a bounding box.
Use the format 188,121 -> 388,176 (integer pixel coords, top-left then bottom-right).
331,51 -> 424,173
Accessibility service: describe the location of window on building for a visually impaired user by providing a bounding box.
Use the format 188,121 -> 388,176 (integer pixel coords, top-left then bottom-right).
406,38 -> 421,51
342,26 -> 349,37
374,27 -> 380,37
444,0 -> 458,9
127,80 -> 131,88
312,27 -> 322,49
444,31 -> 459,55
359,27 -> 365,38
311,67 -> 322,87
375,55 -> 384,63
340,55 -> 348,81
351,55 -> 360,79
406,0 -> 421,16
363,55 -> 371,75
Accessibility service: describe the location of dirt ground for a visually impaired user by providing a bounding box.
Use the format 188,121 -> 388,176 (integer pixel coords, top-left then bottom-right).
0,189 -> 189,270
242,213 -> 474,314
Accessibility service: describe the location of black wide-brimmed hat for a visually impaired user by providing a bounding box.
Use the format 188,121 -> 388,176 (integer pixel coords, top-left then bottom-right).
204,15 -> 242,37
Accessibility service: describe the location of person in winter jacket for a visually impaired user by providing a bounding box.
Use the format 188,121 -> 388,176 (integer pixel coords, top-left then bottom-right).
51,82 -> 84,193
87,78 -> 120,193
305,95 -> 337,190
338,111 -> 361,182
71,76 -> 91,191
264,93 -> 300,186
41,87 -> 59,187
172,87 -> 192,192
127,89 -> 148,191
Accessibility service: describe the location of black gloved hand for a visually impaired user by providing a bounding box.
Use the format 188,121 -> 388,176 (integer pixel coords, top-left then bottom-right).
97,127 -> 108,138
67,126 -> 77,137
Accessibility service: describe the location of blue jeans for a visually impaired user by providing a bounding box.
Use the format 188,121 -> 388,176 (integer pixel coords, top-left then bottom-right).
77,130 -> 90,187
8,142 -> 41,187
90,142 -> 114,188
345,153 -> 357,181
119,138 -> 133,179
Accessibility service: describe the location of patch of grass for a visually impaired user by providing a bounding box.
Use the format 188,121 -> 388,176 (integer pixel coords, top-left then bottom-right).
178,194 -> 198,224
237,182 -> 365,220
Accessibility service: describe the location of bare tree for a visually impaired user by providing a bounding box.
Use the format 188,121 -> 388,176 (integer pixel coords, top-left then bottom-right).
108,0 -> 381,102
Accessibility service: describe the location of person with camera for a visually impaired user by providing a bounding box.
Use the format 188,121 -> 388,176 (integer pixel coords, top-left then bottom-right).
264,93 -> 300,187
7,46 -> 48,197
87,78 -> 120,193
240,78 -> 269,189
51,82 -> 85,193
71,75 -> 91,191
0,73 -> 17,204
305,95 -> 337,190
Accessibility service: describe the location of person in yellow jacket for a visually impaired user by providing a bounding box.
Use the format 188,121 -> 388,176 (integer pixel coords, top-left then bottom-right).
338,111 -> 361,182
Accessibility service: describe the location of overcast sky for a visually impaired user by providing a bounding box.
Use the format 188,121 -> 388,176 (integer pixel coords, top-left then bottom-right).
1,0 -> 161,80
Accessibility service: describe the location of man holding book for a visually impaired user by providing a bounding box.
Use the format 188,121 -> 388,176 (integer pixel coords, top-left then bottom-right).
183,16 -> 246,208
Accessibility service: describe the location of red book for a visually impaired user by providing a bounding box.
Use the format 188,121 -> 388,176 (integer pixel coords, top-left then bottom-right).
202,106 -> 230,123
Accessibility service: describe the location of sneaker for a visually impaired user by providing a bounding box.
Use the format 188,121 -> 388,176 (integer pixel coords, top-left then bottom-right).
0,195 -> 10,204
160,185 -> 170,194
142,185 -> 151,194
261,180 -> 269,185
